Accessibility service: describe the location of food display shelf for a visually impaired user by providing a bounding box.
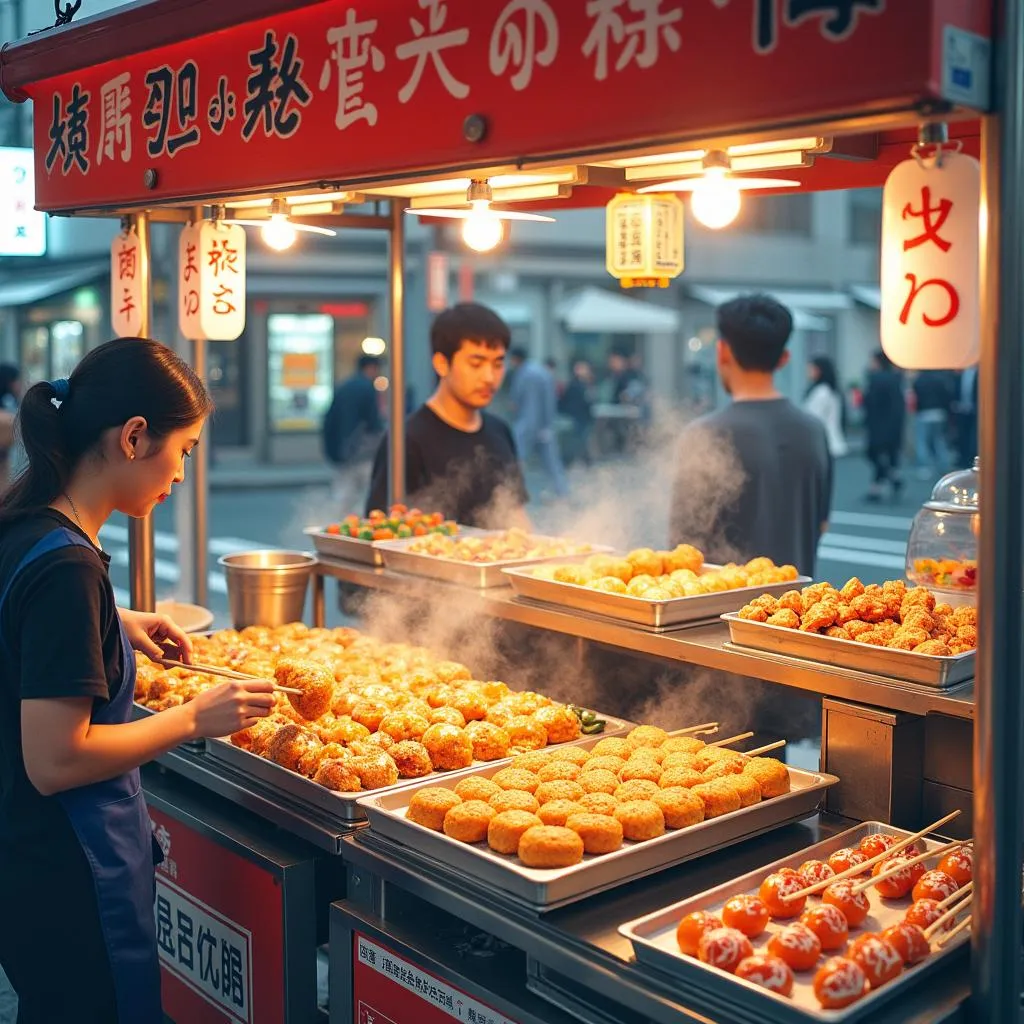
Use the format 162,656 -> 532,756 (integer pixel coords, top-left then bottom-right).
620,821 -> 967,1024
504,566 -> 811,630
304,527 -> 385,566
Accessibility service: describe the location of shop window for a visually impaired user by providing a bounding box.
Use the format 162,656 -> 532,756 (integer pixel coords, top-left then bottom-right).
848,188 -> 882,246
739,193 -> 813,236
268,313 -> 335,433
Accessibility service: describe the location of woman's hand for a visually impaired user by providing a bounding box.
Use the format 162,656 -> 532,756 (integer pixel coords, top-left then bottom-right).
188,680 -> 275,738
119,609 -> 193,663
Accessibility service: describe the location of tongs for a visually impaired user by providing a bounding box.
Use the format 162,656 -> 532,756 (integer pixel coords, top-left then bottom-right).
158,658 -> 302,695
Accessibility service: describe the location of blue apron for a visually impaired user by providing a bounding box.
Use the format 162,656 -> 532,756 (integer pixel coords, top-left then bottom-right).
0,526 -> 162,1023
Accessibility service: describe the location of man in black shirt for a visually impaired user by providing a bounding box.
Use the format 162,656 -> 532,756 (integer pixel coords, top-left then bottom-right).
366,303 -> 528,526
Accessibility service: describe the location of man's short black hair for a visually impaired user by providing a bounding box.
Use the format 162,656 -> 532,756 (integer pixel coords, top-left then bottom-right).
357,354 -> 381,373
716,293 -> 794,372
431,302 -> 511,361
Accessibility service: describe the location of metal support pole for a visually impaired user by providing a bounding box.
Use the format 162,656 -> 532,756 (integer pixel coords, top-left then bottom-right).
128,211 -> 156,612
387,201 -> 406,504
192,334 -> 209,607
973,1 -> 1024,1019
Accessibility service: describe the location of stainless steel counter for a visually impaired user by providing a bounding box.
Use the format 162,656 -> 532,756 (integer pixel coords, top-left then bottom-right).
310,558 -> 975,721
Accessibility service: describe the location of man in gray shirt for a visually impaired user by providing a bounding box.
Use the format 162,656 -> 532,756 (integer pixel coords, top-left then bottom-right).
671,294 -> 832,578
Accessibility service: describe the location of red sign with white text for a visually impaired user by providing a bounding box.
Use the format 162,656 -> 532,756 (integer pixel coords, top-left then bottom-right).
149,806 -> 286,1024
23,0 -> 988,211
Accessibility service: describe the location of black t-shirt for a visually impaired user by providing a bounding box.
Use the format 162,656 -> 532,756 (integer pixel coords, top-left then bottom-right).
366,405 -> 529,527
0,510 -> 121,849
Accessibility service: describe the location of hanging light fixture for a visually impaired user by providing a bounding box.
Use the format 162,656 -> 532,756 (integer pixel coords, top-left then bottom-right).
232,198 -> 338,251
638,151 -> 799,230
407,179 -> 555,253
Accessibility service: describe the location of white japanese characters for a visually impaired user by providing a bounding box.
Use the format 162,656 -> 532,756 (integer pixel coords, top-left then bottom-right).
178,220 -> 247,342
320,9 -> 386,129
490,0 -> 559,91
396,0 -> 470,102
583,0 -> 683,81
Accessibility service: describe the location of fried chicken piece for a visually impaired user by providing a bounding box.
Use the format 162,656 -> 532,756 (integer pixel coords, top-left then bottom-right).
956,624 -> 978,647
738,604 -> 769,623
266,723 -> 321,772
276,657 -> 334,721
857,629 -> 890,647
901,608 -> 935,633
934,602 -> 954,618
901,587 -> 936,618
874,620 -> 899,641
835,603 -> 860,625
840,577 -> 866,601
801,601 -> 838,632
825,626 -> 853,640
778,590 -> 804,614
914,639 -> 952,656
949,640 -> 974,656
313,759 -> 361,792
845,619 -> 875,639
951,605 -> 977,628
887,626 -> 930,651
751,594 -> 780,614
851,594 -> 887,623
767,608 -> 800,629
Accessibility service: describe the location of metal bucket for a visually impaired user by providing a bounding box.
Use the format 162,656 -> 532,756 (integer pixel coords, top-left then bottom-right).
218,550 -> 316,628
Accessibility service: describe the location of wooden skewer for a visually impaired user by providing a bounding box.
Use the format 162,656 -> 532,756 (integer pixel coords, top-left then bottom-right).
850,838 -> 968,895
709,731 -> 755,748
786,809 -> 963,902
935,879 -> 973,911
924,891 -> 974,940
934,912 -> 972,947
668,722 -> 719,737
743,740 -> 786,758
159,658 -> 302,696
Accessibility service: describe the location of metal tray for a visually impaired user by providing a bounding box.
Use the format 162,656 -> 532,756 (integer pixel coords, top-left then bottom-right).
620,821 -> 968,1024
505,567 -> 812,630
376,533 -> 612,588
305,527 -> 384,566
358,750 -> 838,908
204,712 -> 631,824
723,613 -> 975,688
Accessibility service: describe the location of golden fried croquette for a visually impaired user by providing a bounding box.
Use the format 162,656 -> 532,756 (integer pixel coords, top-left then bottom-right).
443,800 -> 495,843
620,759 -> 663,784
627,724 -> 670,749
477,680 -> 510,702
434,661 -> 472,683
534,705 -> 582,745
487,810 -> 543,854
956,624 -> 978,647
851,594 -> 887,623
627,575 -> 659,597
801,602 -> 838,632
743,757 -> 791,798
537,799 -> 586,826
652,787 -> 706,829
464,720 -> 511,762
663,736 -> 706,755
703,758 -> 747,781
491,768 -> 541,793
662,752 -> 700,774
825,626 -> 853,641
546,745 -> 591,767
659,765 -> 703,789
378,711 -> 430,743
426,706 -> 466,728
778,590 -> 804,614
579,792 -> 618,816
693,746 -> 744,773
266,723 -> 321,773
724,772 -> 762,807
419,724 -> 474,771
298,741 -> 343,778
914,639 -> 953,656
767,609 -> 800,629
579,769 -> 620,795
614,800 -> 666,841
565,812 -> 623,854
901,587 -> 936,616
510,750 -> 553,772
350,699 -> 389,733
537,761 -> 582,783
553,566 -> 588,586
738,604 -> 769,622
666,544 -> 704,574
841,577 -> 866,601
858,628 -> 890,647
626,547 -> 666,577
312,759 -> 362,792
450,690 -> 489,722
454,777 -> 503,803
535,780 -> 585,805
901,608 -> 935,634
389,741 -> 434,778
518,825 -> 585,868
231,718 -> 279,755
692,780 -> 742,818
349,752 -> 399,790
588,576 -> 629,594
330,689 -> 358,717
835,603 -> 860,625
614,779 -> 660,802
888,626 -> 930,651
505,716 -> 549,752
489,790 -> 540,814
276,658 -> 334,720
951,605 -> 977,628
583,755 -> 627,775
590,737 -> 632,758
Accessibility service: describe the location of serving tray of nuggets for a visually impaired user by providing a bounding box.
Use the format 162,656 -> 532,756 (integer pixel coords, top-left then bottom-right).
358,725 -> 837,908
723,579 -> 975,688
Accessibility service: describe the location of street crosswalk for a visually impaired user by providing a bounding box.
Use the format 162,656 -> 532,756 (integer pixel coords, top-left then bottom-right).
819,509 -> 911,573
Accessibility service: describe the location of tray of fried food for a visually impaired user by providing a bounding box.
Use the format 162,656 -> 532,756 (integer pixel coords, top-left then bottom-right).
619,820 -> 972,1024
723,578 -> 976,688
504,545 -> 808,629
375,527 -> 608,588
134,622 -> 628,822
358,724 -> 837,908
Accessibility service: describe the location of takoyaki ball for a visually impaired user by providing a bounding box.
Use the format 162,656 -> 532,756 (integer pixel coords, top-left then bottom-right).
454,777 -> 503,803
627,724 -> 670,749
564,812 -> 623,854
350,699 -> 389,733
626,547 -> 665,578
491,768 -> 541,793
428,706 -> 466,728
426,685 -> 457,710
422,724 -> 474,771
406,788 -> 462,831
349,751 -> 399,790
388,741 -> 434,779
614,800 -> 666,841
693,746 -> 744,773
231,718 -> 279,755
822,881 -> 870,927
703,758 -> 746,781
398,697 -> 434,720
620,758 -> 663,784
882,922 -> 930,965
537,799 -> 586,827
905,898 -> 946,932
848,933 -> 903,988
579,769 -> 619,795
366,730 -> 396,751
626,575 -> 658,597
651,787 -> 705,829
759,872 -> 808,919
579,792 -> 618,816
827,848 -> 869,875
378,710 -> 430,743
488,790 -> 540,816
267,724 -> 320,773
697,927 -> 754,974
298,741 -> 343,778
276,657 -> 334,721
590,737 -> 632,759
505,691 -> 551,715
663,737 -> 707,757
768,922 -> 823,972
510,750 -> 553,773
505,716 -> 548,752
800,904 -> 849,951
546,745 -> 591,767
743,757 -> 791,798
660,765 -> 704,790
534,705 -> 581,745
313,759 -> 362,793
583,755 -> 627,776
434,660 -> 472,684
813,957 -> 868,1010
464,721 -> 511,762
535,780 -> 585,805
721,894 -> 770,938
676,910 -> 723,956
538,761 -> 582,783
477,680 -> 510,703
359,683 -> 401,707
517,825 -> 585,868
912,869 -> 959,903
614,779 -> 660,802
662,752 -> 699,773
692,780 -> 742,819
487,810 -> 543,855
724,773 -> 763,808
797,860 -> 835,889
450,689 -> 489,723
442,800 -> 495,844
330,689 -> 358,717
666,543 -> 704,574
871,856 -> 918,899
734,955 -> 794,996
938,847 -> 973,886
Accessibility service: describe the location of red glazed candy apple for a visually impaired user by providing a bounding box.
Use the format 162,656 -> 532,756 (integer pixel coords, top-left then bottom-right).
697,927 -> 754,974
735,954 -> 794,996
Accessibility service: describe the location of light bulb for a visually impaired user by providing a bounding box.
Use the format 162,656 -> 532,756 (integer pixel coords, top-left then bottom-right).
361,336 -> 387,356
691,170 -> 742,229
462,202 -> 504,252
262,214 -> 298,251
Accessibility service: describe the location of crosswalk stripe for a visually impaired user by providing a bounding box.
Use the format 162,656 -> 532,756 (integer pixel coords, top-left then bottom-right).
818,546 -> 907,570
821,532 -> 908,556
108,547 -> 228,594
829,510 -> 914,531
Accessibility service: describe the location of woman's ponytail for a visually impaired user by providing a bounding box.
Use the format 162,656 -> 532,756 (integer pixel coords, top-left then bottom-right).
2,381 -> 74,515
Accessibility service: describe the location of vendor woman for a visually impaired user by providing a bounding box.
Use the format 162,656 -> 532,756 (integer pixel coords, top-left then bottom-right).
0,338 -> 275,1023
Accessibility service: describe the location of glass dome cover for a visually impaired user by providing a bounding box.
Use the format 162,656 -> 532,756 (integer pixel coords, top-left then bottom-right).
924,458 -> 979,512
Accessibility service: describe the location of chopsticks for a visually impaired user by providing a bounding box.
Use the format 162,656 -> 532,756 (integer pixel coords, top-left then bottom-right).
850,839 -> 969,896
668,722 -> 719,737
786,810 -> 962,902
709,731 -> 755,748
159,658 -> 302,696
743,739 -> 786,757
924,889 -> 974,941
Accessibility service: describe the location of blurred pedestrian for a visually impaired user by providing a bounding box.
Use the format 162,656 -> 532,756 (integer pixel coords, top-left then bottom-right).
912,369 -> 955,479
952,363 -> 978,468
862,349 -> 906,502
0,365 -> 21,494
559,357 -> 595,467
544,357 -> 566,401
803,356 -> 848,458
322,354 -> 383,497
508,347 -> 568,498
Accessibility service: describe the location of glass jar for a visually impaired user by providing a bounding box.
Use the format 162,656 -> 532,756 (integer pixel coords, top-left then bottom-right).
905,459 -> 979,601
